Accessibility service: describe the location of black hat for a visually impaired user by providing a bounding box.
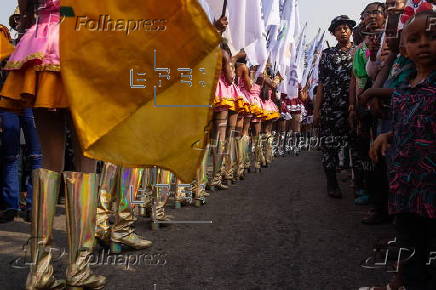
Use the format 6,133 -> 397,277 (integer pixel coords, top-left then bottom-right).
328,15 -> 356,33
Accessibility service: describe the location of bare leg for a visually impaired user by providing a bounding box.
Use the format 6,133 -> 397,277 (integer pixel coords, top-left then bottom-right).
226,111 -> 238,139
242,116 -> 252,136
69,115 -> 97,173
33,109 -> 66,172
212,110 -> 228,142
234,115 -> 244,180
235,115 -> 244,138
223,111 -> 238,182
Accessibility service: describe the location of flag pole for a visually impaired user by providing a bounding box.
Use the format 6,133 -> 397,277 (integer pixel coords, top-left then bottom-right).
221,0 -> 227,18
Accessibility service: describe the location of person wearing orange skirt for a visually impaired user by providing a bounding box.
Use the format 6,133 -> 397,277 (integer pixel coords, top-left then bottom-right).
233,57 -> 252,181
0,1 -> 106,289
219,45 -> 245,187
244,66 -> 266,173
209,42 -> 240,190
260,75 -> 281,167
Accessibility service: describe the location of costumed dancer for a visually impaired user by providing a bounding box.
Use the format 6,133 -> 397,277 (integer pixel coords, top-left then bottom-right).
236,56 -> 254,179
221,45 -> 244,186
236,59 -> 256,174
0,0 -> 106,289
232,52 -> 251,181
287,86 -> 306,156
248,66 -> 266,173
193,0 -> 223,201
279,93 -> 292,156
260,71 -> 281,167
209,41 -> 236,191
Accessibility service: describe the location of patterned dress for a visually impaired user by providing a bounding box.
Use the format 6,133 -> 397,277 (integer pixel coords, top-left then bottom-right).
388,71 -> 436,219
318,44 -> 355,170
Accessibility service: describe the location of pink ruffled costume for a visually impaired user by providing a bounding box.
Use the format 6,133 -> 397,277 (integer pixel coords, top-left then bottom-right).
214,73 -> 238,111
5,0 -> 60,72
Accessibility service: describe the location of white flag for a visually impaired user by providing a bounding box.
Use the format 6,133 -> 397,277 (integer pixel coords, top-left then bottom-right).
262,0 -> 281,27
228,0 -> 264,51
275,0 -> 297,77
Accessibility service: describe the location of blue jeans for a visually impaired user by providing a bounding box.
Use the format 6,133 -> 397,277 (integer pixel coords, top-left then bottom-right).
1,109 -> 42,210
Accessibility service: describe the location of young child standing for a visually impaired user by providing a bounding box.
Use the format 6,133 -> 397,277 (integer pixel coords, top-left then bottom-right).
370,10 -> 436,290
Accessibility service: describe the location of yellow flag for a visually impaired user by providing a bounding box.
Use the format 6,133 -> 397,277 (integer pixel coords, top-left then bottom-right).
60,0 -> 221,182
0,25 -> 14,61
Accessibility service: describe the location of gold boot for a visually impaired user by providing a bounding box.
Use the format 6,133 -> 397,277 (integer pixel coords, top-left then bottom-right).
266,133 -> 274,166
64,172 -> 106,290
260,133 -> 268,167
26,169 -> 65,290
174,178 -> 184,208
223,136 -> 235,184
254,135 -> 263,172
111,168 -> 152,254
95,162 -> 118,248
195,142 -> 210,201
209,139 -> 228,190
152,169 -> 174,223
244,136 -> 252,172
140,168 -> 154,217
236,136 -> 247,179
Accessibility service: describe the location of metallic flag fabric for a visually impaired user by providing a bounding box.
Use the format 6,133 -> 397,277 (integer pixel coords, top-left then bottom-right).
60,0 -> 221,182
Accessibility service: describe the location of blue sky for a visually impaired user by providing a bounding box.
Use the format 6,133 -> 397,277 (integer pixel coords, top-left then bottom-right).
1,0 -> 376,44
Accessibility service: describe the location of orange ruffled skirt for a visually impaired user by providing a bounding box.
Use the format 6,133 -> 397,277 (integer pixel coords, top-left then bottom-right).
0,67 -> 69,111
214,74 -> 239,112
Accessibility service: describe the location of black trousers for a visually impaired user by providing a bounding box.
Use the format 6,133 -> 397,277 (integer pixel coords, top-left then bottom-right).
394,213 -> 436,290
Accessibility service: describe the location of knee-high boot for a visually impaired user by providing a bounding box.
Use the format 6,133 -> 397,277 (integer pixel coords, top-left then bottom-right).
26,168 -> 64,290
236,136 -> 247,179
64,172 -> 106,290
223,137 -> 235,184
278,132 -> 286,157
266,133 -> 273,165
209,139 -> 228,190
152,169 -> 174,222
260,133 -> 268,167
254,135 -> 263,172
110,168 -> 152,253
195,143 -> 210,200
95,162 -> 118,246
244,135 -> 252,171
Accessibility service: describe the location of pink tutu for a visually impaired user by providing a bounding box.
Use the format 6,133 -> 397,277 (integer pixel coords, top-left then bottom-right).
232,81 -> 250,114
5,0 -> 60,72
214,73 -> 237,111
248,83 -> 264,117
261,98 -> 280,120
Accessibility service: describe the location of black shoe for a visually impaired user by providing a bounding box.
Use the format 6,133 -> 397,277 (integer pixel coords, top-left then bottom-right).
0,209 -> 17,223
